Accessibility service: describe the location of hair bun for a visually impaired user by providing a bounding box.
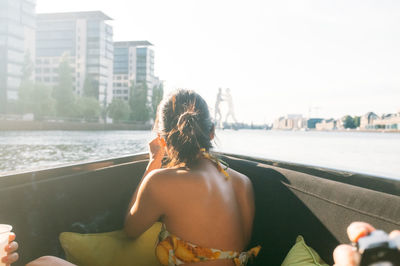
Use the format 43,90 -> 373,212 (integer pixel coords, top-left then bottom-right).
177,110 -> 198,129
157,90 -> 213,167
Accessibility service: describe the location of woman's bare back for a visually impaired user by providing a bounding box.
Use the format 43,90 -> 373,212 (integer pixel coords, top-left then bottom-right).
151,158 -> 255,265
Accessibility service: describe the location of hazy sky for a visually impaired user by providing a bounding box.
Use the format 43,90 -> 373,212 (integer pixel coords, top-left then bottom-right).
36,0 -> 400,123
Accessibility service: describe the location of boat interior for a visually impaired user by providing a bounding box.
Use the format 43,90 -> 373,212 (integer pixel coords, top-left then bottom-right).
1,152 -> 399,265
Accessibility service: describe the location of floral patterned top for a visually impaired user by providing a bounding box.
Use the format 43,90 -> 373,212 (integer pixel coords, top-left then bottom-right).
155,224 -> 261,266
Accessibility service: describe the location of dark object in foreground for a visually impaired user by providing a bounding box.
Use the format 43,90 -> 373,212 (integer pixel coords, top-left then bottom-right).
358,230 -> 400,266
1,152 -> 399,266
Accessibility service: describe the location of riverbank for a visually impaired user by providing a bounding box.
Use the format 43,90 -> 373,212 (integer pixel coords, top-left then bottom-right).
273,128 -> 400,133
1,120 -> 398,133
0,120 -> 151,131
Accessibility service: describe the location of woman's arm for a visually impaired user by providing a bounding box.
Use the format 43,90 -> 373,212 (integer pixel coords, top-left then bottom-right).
124,136 -> 166,238
128,154 -> 163,211
124,170 -> 164,238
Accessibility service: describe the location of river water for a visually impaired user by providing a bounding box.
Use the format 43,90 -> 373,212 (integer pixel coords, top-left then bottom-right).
0,130 -> 399,180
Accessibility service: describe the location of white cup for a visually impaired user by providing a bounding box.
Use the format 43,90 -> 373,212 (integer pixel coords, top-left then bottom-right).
0,225 -> 12,266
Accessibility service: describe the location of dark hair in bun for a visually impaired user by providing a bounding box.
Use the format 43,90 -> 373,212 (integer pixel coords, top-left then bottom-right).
154,89 -> 214,167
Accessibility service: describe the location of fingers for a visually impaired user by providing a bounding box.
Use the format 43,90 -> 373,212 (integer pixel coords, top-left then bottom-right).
150,136 -> 165,148
159,137 -> 167,147
149,137 -> 160,145
1,233 -> 19,265
5,241 -> 18,253
333,244 -> 360,266
335,222 -> 398,266
389,230 -> 400,238
8,233 -> 15,243
1,252 -> 19,265
347,222 -> 376,242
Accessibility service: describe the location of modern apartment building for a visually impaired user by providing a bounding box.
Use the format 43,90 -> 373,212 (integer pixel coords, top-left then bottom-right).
0,0 -> 36,113
35,11 -> 114,106
113,41 -> 160,102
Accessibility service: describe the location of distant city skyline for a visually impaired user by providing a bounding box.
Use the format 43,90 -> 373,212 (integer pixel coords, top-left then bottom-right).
36,0 -> 400,123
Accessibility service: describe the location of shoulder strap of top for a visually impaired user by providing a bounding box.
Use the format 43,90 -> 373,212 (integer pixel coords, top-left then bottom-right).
200,148 -> 230,180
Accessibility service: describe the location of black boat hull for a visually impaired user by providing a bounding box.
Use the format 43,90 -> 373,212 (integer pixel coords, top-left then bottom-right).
0,153 -> 399,265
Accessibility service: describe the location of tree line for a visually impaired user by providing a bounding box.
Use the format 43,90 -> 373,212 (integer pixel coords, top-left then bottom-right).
343,115 -> 361,129
12,54 -> 163,124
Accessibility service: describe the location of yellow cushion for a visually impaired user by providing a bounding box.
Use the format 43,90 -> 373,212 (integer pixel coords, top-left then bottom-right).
59,223 -> 162,266
281,235 -> 329,266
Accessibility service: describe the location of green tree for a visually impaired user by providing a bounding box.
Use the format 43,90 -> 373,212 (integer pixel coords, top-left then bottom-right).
129,82 -> 150,122
18,81 -> 34,114
76,97 -> 101,122
107,98 -> 131,123
21,51 -> 34,81
152,83 -> 164,117
31,83 -> 55,120
18,52 -> 35,114
52,56 -> 76,118
343,115 -> 356,129
354,116 -> 361,128
82,74 -> 98,99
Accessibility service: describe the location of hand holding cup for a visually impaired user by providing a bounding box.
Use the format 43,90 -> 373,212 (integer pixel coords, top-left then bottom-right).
148,136 -> 166,162
0,225 -> 18,266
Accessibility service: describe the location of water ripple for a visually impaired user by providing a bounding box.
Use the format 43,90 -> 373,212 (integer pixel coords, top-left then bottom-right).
0,131 -> 152,174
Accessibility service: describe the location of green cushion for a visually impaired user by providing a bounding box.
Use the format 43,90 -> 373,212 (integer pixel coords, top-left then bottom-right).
281,235 -> 329,266
59,223 -> 162,266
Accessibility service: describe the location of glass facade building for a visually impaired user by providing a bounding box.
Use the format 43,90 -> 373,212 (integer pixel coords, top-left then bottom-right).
36,11 -> 114,106
0,0 -> 36,113
113,41 -> 159,102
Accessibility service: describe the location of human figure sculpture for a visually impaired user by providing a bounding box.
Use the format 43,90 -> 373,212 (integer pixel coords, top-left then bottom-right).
224,88 -> 238,125
214,88 -> 224,128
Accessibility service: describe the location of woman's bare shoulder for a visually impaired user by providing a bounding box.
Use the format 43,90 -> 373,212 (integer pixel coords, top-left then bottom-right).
145,167 -> 193,187
144,168 -> 201,204
227,168 -> 252,186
